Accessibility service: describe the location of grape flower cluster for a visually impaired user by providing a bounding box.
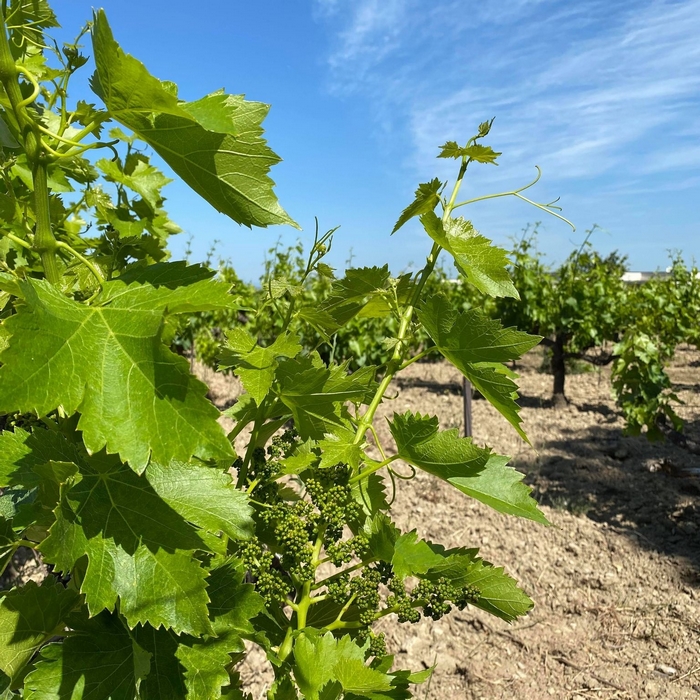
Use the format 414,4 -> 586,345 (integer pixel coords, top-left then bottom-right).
234,434 -> 371,603
233,429 -> 481,653
382,569 -> 481,622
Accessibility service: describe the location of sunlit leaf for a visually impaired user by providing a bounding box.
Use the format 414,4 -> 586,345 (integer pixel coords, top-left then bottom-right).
91,11 -> 297,229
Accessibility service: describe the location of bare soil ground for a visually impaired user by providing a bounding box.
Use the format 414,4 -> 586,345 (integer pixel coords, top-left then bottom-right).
5,349 -> 697,698
204,346 -> 700,700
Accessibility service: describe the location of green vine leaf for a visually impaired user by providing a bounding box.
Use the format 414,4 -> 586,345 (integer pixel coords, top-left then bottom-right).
267,676 -> 299,699
299,267 -> 392,335
131,626 -> 188,699
4,0 -> 59,61
437,142 -> 501,164
206,562 -> 266,637
318,426 -> 361,470
353,472 -> 390,518
0,278 -> 233,473
416,297 -> 535,440
132,564 -> 262,699
91,11 -> 297,229
0,115 -> 19,149
466,362 -> 531,441
426,549 -> 534,622
389,411 -> 490,479
421,212 -> 519,298
23,611 -> 151,700
145,461 -> 254,541
419,295 -> 541,363
0,517 -> 16,577
391,179 -> 442,234
0,578 -> 80,683
292,632 -> 336,700
178,566 -> 262,699
280,439 -> 318,475
268,277 -> 305,300
177,634 -> 244,700
449,453 -> 549,524
225,396 -> 289,445
293,632 -> 392,700
390,412 -> 545,522
0,428 -> 81,490
367,528 -> 533,622
276,355 -> 374,440
0,272 -> 22,299
363,513 -> 400,562
40,451 -> 218,635
96,156 -> 171,212
219,329 -> 302,405
134,624 -> 245,700
97,261 -> 237,315
390,531 -> 446,580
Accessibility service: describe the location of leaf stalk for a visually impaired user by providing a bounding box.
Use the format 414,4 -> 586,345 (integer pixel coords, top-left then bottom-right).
350,158 -> 470,456
0,9 -> 60,284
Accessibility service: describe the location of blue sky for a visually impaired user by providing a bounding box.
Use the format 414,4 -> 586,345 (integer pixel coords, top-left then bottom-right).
53,1 -> 700,280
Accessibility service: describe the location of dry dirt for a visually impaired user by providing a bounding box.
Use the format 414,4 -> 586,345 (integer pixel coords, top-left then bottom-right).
4,349 -> 697,699
203,346 -> 700,700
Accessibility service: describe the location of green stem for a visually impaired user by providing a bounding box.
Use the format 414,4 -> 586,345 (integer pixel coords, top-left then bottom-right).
236,397 -> 271,488
325,592 -> 357,631
55,241 -> 104,287
348,455 -> 398,486
313,559 -> 370,590
321,620 -> 358,630
351,160 -> 470,453
32,159 -> 60,285
277,626 -> 294,662
1,230 -> 31,250
294,527 -> 325,630
311,527 -> 325,569
280,296 -> 296,333
399,346 -> 438,371
294,583 -> 312,631
63,116 -> 108,145
444,159 -> 469,217
326,600 -> 424,631
47,139 -> 118,162
35,122 -> 92,149
0,9 -> 59,284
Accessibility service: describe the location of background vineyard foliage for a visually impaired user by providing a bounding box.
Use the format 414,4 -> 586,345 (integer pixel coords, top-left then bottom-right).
183,233 -> 700,439
495,228 -> 629,400
181,243 -> 484,373
0,4 -> 570,698
613,257 -> 700,439
494,232 -> 700,435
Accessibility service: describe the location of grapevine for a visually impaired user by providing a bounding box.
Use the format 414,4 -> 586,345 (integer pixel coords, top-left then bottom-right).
0,3 -> 577,698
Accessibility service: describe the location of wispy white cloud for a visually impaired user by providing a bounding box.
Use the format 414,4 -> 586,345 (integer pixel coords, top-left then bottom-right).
320,0 -> 415,92
315,0 -> 700,184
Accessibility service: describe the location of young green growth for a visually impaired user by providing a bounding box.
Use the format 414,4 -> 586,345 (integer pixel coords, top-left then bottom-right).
0,3 -> 575,698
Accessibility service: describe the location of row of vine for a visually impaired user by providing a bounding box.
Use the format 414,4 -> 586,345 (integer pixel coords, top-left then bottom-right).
183,233 -> 700,440
0,3 -> 567,698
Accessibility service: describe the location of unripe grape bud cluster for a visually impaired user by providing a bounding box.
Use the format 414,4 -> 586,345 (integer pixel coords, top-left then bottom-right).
233,429 -> 481,652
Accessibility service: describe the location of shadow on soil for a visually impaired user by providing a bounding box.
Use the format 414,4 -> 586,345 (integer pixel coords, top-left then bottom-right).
519,413 -> 700,585
394,376 -> 464,395
394,375 -> 552,409
394,365 -> 700,582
